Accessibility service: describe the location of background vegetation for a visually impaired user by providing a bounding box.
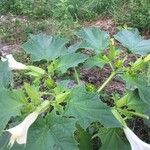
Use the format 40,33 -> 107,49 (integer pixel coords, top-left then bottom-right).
1,0 -> 149,29
0,0 -> 149,48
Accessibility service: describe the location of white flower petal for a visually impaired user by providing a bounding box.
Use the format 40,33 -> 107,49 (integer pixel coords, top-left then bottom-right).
16,129 -> 28,145
7,136 -> 15,148
123,126 -> 150,150
3,54 -> 27,70
1,57 -> 7,62
7,111 -> 39,147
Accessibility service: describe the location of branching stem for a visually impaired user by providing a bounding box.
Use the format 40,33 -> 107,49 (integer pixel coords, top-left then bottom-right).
74,67 -> 80,85
97,71 -> 116,92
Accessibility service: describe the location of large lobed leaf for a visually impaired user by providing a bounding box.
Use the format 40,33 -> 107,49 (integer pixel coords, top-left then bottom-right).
0,89 -> 24,134
64,86 -> 121,129
0,61 -> 12,88
114,29 -> 150,55
75,27 -> 110,53
22,34 -> 68,61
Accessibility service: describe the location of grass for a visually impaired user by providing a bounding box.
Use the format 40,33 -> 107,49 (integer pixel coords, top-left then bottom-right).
112,0 -> 150,30
1,0 -> 149,28
0,0 -> 149,46
0,15 -> 80,45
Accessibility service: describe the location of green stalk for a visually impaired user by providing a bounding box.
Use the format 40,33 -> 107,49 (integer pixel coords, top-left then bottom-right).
74,67 -> 80,85
120,109 -> 149,120
130,111 -> 149,120
97,71 -> 116,92
111,108 -> 126,126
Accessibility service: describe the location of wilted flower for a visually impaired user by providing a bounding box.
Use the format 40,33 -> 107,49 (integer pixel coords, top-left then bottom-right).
123,126 -> 150,150
1,54 -> 27,70
6,111 -> 39,148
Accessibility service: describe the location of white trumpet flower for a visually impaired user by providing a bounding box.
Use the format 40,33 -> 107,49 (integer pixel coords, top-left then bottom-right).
1,54 -> 27,70
123,126 -> 150,150
6,111 -> 39,148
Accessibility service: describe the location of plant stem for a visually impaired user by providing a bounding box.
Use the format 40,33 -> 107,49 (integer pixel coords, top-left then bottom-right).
74,67 -> 80,85
129,111 -> 149,119
109,62 -> 114,71
120,109 -> 149,120
97,71 -> 116,92
111,108 -> 127,126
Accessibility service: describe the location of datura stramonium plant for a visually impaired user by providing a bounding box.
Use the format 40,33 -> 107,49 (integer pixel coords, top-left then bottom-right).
1,54 -> 27,70
123,126 -> 150,150
6,100 -> 50,148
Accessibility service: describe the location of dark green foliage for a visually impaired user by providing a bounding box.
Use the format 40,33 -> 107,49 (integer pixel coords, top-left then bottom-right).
113,0 -> 150,30
0,0 -> 149,30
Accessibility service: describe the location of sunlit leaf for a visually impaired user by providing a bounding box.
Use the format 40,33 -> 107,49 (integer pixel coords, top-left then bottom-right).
75,27 -> 110,53
114,29 -> 150,55
24,83 -> 41,105
22,34 -> 68,61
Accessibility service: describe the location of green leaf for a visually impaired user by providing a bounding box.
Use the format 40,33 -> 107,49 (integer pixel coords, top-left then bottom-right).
126,91 -> 149,113
83,55 -> 108,68
122,72 -> 140,90
3,112 -> 78,150
117,91 -> 148,113
0,61 -> 12,88
24,83 -> 41,105
132,77 -> 150,105
123,74 -> 150,105
22,34 -> 68,61
0,89 -> 24,134
0,132 -> 10,150
68,42 -> 82,53
138,85 -> 150,106
98,128 -> 130,150
147,64 -> 150,86
56,53 -> 88,73
26,66 -> 45,77
114,29 -> 150,55
75,27 -> 110,53
77,125 -> 93,150
64,86 -> 121,129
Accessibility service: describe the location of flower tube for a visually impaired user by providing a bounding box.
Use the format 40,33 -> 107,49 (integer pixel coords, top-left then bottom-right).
123,126 -> 150,150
